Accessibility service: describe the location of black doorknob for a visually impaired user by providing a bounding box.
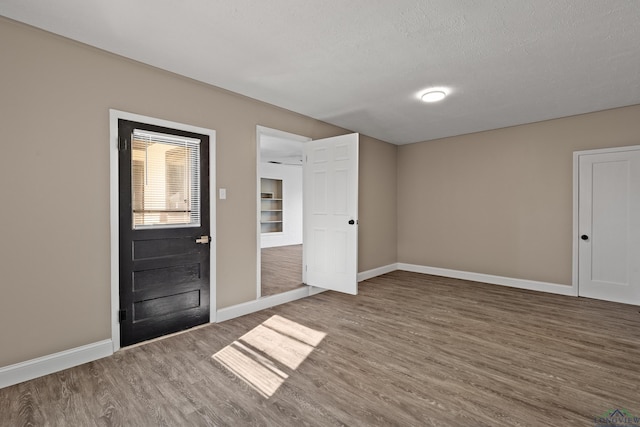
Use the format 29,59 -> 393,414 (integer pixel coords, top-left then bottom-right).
348,219 -> 355,225
581,235 -> 589,241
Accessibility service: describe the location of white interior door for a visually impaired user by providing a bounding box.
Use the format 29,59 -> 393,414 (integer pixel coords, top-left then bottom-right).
303,133 -> 359,294
578,147 -> 640,305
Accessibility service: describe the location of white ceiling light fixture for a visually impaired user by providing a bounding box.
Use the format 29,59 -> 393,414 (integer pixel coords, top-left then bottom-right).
421,91 -> 446,102
418,87 -> 450,103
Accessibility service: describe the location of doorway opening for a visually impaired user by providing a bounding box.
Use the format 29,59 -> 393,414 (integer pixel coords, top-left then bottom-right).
256,126 -> 310,298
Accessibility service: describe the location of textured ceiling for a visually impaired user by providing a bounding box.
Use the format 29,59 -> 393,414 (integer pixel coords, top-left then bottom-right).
2,0 -> 639,144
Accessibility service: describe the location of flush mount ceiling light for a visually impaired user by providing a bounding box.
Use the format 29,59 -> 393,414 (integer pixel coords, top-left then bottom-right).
421,91 -> 446,102
417,87 -> 450,103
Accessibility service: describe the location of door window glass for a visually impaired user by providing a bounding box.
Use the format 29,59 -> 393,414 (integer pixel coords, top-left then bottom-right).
131,129 -> 201,229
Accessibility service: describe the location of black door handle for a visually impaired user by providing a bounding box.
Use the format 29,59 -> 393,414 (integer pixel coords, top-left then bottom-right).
348,219 -> 355,225
581,235 -> 589,241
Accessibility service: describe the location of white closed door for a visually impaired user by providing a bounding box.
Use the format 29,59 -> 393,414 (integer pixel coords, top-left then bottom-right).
303,133 -> 359,295
578,147 -> 640,305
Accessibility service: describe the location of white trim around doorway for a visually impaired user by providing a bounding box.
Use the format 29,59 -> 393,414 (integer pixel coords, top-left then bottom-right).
109,109 -> 217,352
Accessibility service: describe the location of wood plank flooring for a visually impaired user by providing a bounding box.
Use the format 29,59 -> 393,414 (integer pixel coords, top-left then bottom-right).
261,244 -> 304,297
2,271 -> 640,426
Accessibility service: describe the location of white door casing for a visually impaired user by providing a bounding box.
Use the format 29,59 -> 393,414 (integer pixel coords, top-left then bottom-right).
109,109 -> 216,351
577,146 -> 640,305
303,133 -> 359,295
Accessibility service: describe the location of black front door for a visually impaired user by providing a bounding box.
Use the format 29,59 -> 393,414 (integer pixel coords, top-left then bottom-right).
118,119 -> 210,347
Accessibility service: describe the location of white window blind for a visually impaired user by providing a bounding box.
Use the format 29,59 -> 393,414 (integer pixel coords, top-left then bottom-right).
131,129 -> 201,229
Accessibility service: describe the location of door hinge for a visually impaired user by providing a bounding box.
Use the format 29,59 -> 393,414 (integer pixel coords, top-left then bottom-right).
118,309 -> 127,322
305,265 -> 308,272
118,137 -> 128,151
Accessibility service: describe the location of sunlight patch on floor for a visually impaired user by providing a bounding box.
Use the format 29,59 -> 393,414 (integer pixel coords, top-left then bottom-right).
213,315 -> 327,398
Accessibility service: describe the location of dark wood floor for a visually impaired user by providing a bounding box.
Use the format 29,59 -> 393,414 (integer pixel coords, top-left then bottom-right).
261,244 -> 304,297
2,271 -> 640,426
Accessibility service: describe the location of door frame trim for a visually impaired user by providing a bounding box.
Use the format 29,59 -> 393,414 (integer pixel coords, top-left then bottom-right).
572,144 -> 640,297
109,109 -> 216,352
255,125 -> 310,299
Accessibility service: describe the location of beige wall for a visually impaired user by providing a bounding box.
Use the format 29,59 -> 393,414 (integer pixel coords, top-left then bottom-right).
0,18 -> 397,367
359,135 -> 398,271
398,104 -> 640,285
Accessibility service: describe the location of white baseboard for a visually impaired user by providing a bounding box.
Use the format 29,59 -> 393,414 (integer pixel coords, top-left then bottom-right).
0,339 -> 113,389
308,286 -> 328,296
217,264 -> 398,323
397,263 -> 577,297
216,286 -> 311,322
358,263 -> 399,282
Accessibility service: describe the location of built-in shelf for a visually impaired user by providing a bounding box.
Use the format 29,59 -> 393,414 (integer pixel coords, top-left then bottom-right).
260,178 -> 283,233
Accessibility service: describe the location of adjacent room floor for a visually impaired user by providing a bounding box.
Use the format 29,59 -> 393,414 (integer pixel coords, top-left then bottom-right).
2,271 -> 639,426
261,244 -> 304,297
